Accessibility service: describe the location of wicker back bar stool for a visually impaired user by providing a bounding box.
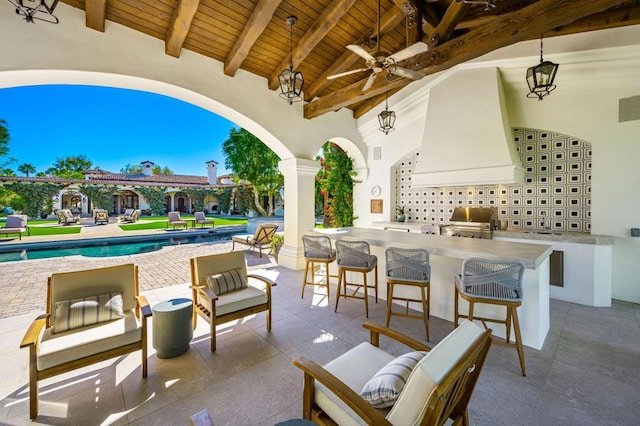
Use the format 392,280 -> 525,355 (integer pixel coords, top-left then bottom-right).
385,247 -> 431,340
301,235 -> 336,300
334,240 -> 378,317
454,257 -> 527,375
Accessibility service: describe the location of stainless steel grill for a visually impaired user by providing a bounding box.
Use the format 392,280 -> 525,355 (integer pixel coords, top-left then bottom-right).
446,207 -> 496,239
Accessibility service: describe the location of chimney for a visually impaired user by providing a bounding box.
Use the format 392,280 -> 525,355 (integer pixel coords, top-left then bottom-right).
206,160 -> 218,185
141,161 -> 154,176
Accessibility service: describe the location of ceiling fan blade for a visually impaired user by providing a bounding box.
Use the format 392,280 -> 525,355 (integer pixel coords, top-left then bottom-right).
389,66 -> 424,80
362,72 -> 377,91
347,44 -> 375,61
387,41 -> 429,63
326,68 -> 369,80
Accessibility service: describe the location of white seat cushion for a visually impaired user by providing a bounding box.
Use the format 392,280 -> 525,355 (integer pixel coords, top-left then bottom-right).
215,285 -> 268,316
386,320 -> 483,425
315,342 -> 395,426
37,310 -> 142,371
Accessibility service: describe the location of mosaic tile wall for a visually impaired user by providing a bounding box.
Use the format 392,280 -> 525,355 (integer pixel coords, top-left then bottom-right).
394,128 -> 592,232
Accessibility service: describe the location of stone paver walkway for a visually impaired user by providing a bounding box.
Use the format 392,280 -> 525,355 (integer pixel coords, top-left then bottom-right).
0,219 -> 263,319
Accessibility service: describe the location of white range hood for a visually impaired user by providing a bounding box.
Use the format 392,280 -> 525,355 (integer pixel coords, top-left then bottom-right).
411,67 -> 523,187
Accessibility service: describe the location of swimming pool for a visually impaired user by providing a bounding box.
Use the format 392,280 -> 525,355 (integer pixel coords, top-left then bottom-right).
0,231 -> 234,262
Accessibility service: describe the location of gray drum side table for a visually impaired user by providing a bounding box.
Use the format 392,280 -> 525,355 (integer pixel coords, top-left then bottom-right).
152,298 -> 193,359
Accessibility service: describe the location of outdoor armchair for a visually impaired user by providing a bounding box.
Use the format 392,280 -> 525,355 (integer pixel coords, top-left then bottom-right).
167,211 -> 188,229
194,211 -> 214,228
56,209 -> 80,225
93,209 -> 109,225
190,251 -> 276,352
20,263 -> 151,419
231,223 -> 279,258
293,321 -> 491,426
0,214 -> 30,239
122,209 -> 140,223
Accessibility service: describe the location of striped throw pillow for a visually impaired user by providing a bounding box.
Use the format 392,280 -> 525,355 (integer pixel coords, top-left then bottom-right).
205,268 -> 247,295
53,292 -> 124,334
360,350 -> 428,408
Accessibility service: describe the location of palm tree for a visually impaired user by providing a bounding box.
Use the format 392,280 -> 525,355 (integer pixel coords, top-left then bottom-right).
17,163 -> 36,177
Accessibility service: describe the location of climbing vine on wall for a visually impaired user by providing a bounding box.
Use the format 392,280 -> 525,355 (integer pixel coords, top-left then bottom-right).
316,143 -> 358,227
79,185 -> 118,211
5,182 -> 65,218
135,187 -> 167,216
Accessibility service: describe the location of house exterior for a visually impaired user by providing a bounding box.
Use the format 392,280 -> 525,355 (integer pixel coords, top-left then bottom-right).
0,160 -> 240,215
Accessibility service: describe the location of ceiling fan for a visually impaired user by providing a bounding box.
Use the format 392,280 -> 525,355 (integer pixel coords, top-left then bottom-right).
326,0 -> 429,91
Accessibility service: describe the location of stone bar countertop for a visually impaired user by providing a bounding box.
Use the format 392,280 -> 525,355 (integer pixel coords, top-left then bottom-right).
492,229 -> 614,245
313,227 -> 552,269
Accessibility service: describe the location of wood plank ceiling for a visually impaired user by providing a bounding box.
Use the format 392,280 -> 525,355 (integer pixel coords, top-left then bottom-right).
62,0 -> 640,119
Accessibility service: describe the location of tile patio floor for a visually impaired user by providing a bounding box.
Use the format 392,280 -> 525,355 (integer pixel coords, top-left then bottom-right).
0,222 -> 639,425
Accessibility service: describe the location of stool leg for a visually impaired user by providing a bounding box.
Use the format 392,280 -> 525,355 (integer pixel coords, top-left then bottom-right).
511,306 -> 526,376
426,283 -> 430,319
374,264 -> 378,303
468,300 -> 475,322
324,261 -> 331,301
505,306 -> 512,344
301,260 -> 310,298
420,285 -> 429,341
454,286 -> 460,328
363,272 -> 369,318
335,269 -> 343,313
386,281 -> 393,327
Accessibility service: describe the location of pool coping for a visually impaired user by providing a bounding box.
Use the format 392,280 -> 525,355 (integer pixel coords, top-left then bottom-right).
0,225 -> 245,253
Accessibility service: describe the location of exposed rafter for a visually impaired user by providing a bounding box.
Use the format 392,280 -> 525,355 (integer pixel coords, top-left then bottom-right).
267,0 -> 358,91
304,0 -> 629,119
224,0 -> 283,77
85,0 -> 107,32
165,0 -> 200,58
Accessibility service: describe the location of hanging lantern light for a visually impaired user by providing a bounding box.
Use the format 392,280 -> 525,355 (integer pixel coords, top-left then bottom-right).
278,16 -> 304,105
526,34 -> 559,101
7,0 -> 60,24
378,93 -> 396,135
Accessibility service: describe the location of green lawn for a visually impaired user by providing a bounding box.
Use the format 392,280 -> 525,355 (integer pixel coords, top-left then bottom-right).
119,215 -> 248,231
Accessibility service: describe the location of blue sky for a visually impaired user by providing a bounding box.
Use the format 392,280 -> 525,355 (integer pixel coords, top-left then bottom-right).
0,85 -> 236,176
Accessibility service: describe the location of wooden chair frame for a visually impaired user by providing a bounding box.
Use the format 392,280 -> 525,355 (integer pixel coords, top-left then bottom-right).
20,264 -> 151,419
190,252 -> 276,352
167,211 -> 188,229
293,322 -> 492,426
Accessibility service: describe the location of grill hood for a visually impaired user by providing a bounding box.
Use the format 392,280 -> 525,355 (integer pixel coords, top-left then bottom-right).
411,67 -> 523,188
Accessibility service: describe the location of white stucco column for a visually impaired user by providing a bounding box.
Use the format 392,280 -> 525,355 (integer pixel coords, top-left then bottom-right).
277,158 -> 321,270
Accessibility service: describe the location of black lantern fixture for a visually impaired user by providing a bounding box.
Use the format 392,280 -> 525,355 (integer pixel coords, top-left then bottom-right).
526,34 -> 559,101
8,0 -> 60,24
278,16 -> 304,105
378,93 -> 396,135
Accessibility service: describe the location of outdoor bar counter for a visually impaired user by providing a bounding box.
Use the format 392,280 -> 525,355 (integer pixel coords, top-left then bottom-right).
312,227 -> 553,349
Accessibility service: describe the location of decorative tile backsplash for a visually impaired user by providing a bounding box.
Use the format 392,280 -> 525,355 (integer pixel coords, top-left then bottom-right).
393,128 -> 592,232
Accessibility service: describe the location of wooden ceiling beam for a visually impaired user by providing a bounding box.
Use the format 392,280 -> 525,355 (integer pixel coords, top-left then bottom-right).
304,0 -> 627,119
86,0 -> 107,32
304,6 -> 405,101
267,0 -> 358,91
224,0 -> 283,77
429,0 -> 470,45
165,0 -> 200,58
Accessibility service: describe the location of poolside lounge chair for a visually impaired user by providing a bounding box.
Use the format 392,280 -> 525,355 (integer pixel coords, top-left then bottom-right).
56,209 -> 80,225
20,263 -> 151,419
231,223 -> 279,258
119,208 -> 134,222
194,211 -> 214,228
122,209 -> 140,223
167,211 -> 188,229
93,209 -> 109,225
0,214 -> 30,240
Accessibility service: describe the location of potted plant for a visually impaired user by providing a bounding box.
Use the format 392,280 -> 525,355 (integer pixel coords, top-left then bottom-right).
396,205 -> 406,223
270,233 -> 285,262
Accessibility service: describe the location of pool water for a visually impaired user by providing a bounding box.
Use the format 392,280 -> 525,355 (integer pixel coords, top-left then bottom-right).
0,233 -> 232,262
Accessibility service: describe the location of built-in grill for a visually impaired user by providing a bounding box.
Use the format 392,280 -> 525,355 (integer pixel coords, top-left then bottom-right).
445,207 -> 496,239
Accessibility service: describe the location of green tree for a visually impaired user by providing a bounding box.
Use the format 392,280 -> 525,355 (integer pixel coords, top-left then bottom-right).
0,119 -> 16,176
217,188 -> 232,214
222,128 -> 283,217
45,155 -> 93,179
5,182 -> 65,218
17,163 -> 36,177
80,185 -> 117,211
316,143 -> 358,227
135,187 -> 167,215
182,188 -> 215,213
121,164 -> 173,175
